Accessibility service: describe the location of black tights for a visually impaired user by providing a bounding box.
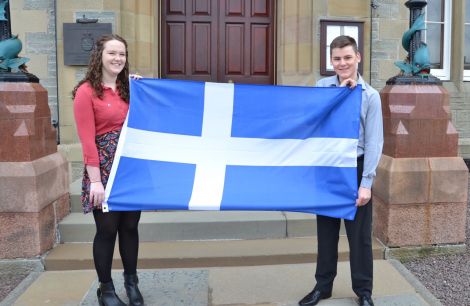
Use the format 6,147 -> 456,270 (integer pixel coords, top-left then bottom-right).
92,210 -> 141,283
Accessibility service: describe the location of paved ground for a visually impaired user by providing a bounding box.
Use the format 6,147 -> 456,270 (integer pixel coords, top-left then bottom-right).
1,260 -> 439,306
0,260 -> 42,303
402,177 -> 470,305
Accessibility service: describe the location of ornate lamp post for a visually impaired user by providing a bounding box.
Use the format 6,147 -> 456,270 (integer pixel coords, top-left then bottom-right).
405,0 -> 427,68
387,0 -> 440,85
0,0 -> 38,82
0,0 -> 11,40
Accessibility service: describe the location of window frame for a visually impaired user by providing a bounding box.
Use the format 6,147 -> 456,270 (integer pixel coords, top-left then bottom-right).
464,0 -> 470,80
425,0 -> 452,80
319,20 -> 364,76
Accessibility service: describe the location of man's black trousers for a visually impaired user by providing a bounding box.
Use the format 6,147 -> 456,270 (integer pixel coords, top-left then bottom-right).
314,157 -> 373,298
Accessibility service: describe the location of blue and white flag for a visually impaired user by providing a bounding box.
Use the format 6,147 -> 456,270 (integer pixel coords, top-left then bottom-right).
103,79 -> 361,220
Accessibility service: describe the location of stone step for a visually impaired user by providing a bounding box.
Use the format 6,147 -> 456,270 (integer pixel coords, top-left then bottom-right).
65,178 -> 346,244
59,211 -> 341,243
70,178 -> 82,213
44,236 -> 385,271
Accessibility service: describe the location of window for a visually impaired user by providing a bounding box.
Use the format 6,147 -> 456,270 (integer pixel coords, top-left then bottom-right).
464,0 -> 470,80
320,20 -> 364,76
424,0 -> 452,80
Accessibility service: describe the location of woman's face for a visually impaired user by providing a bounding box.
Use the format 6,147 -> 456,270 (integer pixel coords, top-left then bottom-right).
101,39 -> 126,78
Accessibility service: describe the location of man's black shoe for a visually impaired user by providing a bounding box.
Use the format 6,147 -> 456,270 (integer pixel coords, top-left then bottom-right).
298,289 -> 332,305
359,296 -> 374,306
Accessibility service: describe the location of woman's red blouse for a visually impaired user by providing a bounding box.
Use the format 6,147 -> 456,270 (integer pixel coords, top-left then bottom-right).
73,82 -> 129,167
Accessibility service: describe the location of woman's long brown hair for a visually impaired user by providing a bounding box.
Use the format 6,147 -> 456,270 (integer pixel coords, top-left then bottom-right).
72,34 -> 130,102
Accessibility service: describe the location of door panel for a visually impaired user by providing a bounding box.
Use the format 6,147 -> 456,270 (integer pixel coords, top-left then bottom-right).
162,0 -> 217,81
226,24 -> 244,75
193,0 -> 210,14
192,23 -> 211,74
252,0 -> 269,17
161,0 -> 274,84
167,23 -> 185,74
168,0 -> 185,14
252,24 -> 269,74
226,0 -> 244,16
219,0 -> 274,84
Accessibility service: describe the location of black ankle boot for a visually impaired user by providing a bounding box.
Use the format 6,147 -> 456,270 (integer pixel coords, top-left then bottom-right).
97,280 -> 126,306
124,273 -> 144,306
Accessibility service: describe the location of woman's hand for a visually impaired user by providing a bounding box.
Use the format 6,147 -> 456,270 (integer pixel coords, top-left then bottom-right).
89,181 -> 105,208
86,165 -> 105,207
130,73 -> 142,80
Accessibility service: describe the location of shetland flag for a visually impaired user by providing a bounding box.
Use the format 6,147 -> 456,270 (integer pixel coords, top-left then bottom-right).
103,79 -> 361,220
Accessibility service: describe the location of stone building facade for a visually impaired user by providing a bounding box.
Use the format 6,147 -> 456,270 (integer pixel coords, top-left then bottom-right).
9,0 -> 470,161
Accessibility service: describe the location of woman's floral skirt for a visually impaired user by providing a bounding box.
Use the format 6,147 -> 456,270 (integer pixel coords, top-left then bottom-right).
81,130 -> 120,213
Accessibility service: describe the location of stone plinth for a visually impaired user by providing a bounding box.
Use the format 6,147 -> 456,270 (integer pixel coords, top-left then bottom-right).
373,155 -> 468,247
381,84 -> 458,158
0,152 -> 69,212
0,82 -> 69,259
0,193 -> 69,258
373,83 -> 468,248
0,82 -> 57,162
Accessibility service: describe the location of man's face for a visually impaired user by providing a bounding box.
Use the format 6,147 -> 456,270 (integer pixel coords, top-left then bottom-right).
330,45 -> 361,83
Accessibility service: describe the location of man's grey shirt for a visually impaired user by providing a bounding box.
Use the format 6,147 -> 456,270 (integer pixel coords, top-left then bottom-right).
316,75 -> 384,189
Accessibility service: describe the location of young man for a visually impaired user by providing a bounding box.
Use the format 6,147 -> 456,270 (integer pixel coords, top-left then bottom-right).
299,36 -> 383,306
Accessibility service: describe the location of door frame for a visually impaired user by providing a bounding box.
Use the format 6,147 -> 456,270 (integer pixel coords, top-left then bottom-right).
157,0 -> 277,84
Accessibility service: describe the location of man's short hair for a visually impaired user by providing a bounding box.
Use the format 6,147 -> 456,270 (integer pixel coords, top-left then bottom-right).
330,35 -> 358,55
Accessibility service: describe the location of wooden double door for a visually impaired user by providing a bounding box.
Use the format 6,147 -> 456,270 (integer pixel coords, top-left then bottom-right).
161,0 -> 275,84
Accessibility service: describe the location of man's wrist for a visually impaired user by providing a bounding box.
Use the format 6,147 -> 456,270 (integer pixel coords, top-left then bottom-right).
360,177 -> 373,189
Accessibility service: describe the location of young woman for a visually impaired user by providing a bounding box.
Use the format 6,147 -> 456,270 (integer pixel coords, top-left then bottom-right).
73,34 -> 144,306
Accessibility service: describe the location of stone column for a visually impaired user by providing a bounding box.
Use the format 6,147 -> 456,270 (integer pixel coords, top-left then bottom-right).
0,2 -> 70,258
372,0 -> 468,248
0,81 -> 70,259
373,85 -> 468,247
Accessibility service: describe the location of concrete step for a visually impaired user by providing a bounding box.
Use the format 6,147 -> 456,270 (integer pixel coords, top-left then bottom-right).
59,210 -> 345,243
70,178 -> 82,213
66,179 -> 349,243
44,237 -> 385,271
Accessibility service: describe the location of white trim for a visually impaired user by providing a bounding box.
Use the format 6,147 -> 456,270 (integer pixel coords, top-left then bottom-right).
464,70 -> 470,81
425,0 -> 452,80
464,3 -> 470,81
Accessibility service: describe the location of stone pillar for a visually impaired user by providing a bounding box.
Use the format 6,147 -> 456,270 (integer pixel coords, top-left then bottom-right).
373,84 -> 468,247
0,82 -> 70,259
